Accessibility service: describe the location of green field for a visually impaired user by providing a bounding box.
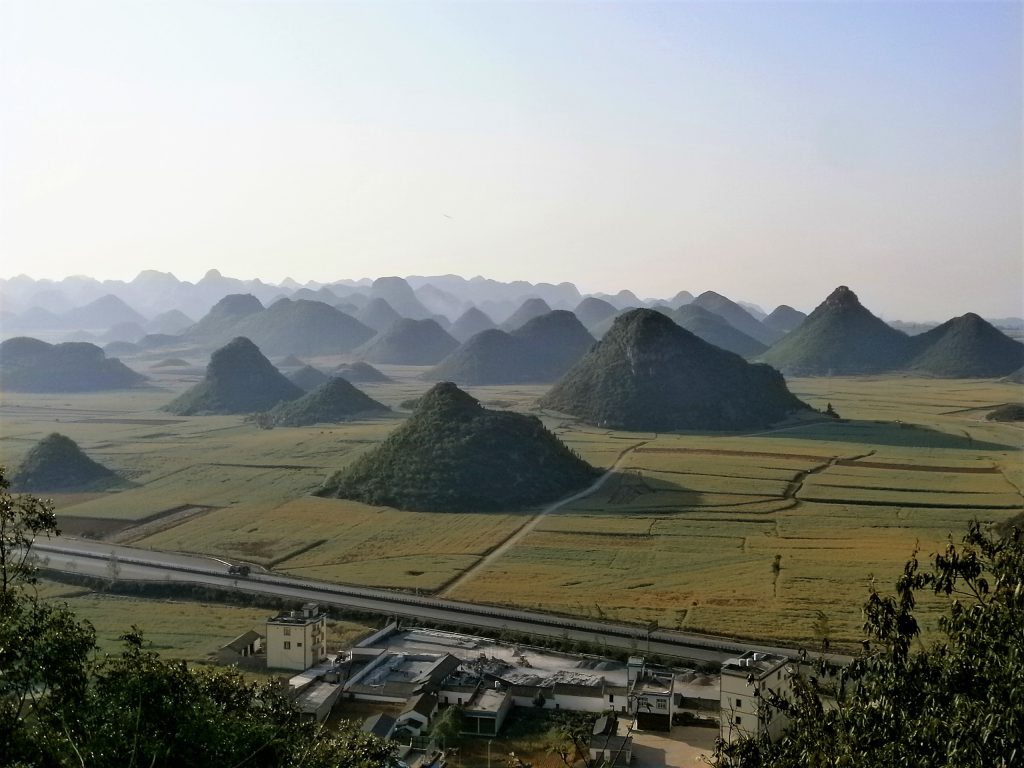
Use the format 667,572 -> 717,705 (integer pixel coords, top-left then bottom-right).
33,579 -> 374,664
3,366 -> 1021,649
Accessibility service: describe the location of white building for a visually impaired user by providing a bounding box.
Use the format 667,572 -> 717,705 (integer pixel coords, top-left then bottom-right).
627,656 -> 675,731
719,651 -> 793,743
266,603 -> 327,671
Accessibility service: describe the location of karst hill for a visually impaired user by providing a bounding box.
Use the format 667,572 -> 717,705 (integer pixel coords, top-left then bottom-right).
259,377 -> 390,427
757,286 -> 912,375
11,433 -> 120,492
319,382 -> 600,512
905,313 -> 1024,378
427,310 -> 594,385
0,337 -> 146,392
334,361 -> 392,382
540,309 -> 809,431
353,319 -> 459,365
164,337 -> 303,415
759,287 -> 1023,377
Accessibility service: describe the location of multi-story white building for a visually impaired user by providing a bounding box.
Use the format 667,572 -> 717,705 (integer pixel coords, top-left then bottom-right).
719,651 -> 793,743
266,602 -> 327,671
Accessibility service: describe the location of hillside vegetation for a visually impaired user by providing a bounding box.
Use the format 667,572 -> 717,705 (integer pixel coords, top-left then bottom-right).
540,309 -> 808,431
258,378 -> 390,427
354,318 -> 459,365
0,337 -> 145,392
320,382 -> 600,512
11,433 -> 119,492
164,337 -> 303,415
427,310 -> 594,384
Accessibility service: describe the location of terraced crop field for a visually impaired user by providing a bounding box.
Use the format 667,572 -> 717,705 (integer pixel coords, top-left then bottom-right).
3,368 -> 1021,649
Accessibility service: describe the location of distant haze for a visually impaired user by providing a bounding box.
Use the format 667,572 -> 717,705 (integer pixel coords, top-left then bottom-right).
1,1 -> 1020,321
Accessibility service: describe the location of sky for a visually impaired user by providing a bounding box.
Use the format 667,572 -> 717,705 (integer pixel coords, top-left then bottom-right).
1,0 -> 1020,320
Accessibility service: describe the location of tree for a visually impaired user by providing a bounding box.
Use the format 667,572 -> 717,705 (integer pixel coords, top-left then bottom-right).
547,711 -> 598,768
0,467 -> 395,768
711,521 -> 1024,767
431,704 -> 463,751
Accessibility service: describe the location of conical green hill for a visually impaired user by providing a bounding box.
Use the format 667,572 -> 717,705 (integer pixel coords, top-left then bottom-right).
287,365 -> 332,391
334,361 -> 392,383
231,298 -> 375,357
261,378 -> 389,427
164,337 -> 303,415
426,329 -> 520,384
540,309 -> 809,431
905,313 -> 1024,378
763,305 -> 807,335
0,337 -> 146,392
509,310 -> 595,380
355,298 -> 402,333
668,305 -> 767,358
11,433 -> 119,492
186,294 -> 264,341
319,382 -> 600,512
427,311 -> 594,385
757,286 -> 912,375
354,319 -> 459,365
692,291 -> 783,345
501,298 -> 552,331
574,297 -> 618,330
449,307 -> 497,342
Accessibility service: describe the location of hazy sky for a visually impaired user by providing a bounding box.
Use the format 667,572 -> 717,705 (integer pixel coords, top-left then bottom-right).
1,1 -> 1021,320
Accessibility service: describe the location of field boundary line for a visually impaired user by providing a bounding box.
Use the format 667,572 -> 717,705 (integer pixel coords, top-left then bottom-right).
437,439 -> 650,597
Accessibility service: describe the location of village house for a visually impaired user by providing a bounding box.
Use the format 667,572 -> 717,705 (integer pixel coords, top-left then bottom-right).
719,651 -> 793,743
265,602 -> 327,671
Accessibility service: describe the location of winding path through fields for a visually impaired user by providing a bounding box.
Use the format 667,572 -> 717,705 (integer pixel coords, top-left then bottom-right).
439,439 -> 649,597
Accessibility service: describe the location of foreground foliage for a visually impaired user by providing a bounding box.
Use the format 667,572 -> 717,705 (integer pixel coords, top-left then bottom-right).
713,520 -> 1024,767
0,468 -> 394,768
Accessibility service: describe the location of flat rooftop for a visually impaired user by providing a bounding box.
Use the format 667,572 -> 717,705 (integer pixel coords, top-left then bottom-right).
466,687 -> 510,714
361,627 -> 720,693
722,651 -> 789,679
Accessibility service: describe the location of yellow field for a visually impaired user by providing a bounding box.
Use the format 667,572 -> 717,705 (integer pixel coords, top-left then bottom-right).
3,370 -> 1021,649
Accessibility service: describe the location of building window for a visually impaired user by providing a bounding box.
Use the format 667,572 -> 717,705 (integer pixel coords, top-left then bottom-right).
736,698 -> 742,708
609,695 -> 614,703
297,642 -> 302,647
283,628 -> 291,636
735,716 -> 742,725
284,641 -> 291,650
656,699 -> 666,710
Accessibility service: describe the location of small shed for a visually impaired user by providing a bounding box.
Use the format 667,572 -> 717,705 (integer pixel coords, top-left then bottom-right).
219,630 -> 262,658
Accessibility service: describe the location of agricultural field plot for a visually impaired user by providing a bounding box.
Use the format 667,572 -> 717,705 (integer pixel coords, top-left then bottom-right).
3,373 -> 1021,649
32,578 -> 374,662
445,378 -> 1022,646
134,496 -> 524,591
